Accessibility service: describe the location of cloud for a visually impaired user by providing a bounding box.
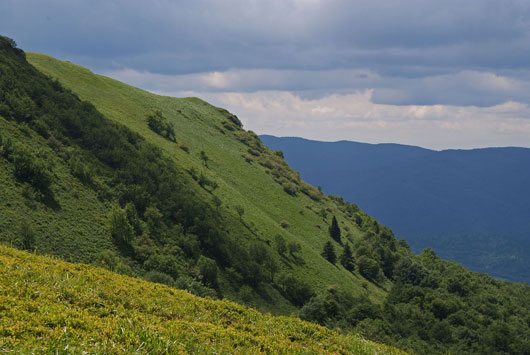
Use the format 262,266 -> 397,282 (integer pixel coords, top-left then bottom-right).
156,90 -> 530,150
2,0 -> 530,74
2,0 -> 530,148
106,67 -> 530,107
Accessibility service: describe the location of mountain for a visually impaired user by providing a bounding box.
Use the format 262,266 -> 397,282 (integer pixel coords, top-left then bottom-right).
2,35 -> 530,353
0,245 -> 402,354
260,135 -> 530,282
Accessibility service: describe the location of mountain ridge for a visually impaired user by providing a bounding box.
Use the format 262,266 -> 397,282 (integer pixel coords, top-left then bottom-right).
261,134 -> 530,282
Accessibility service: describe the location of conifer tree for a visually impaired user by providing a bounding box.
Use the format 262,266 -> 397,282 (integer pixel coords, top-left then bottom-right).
321,241 -> 337,264
329,216 -> 341,244
340,243 -> 355,271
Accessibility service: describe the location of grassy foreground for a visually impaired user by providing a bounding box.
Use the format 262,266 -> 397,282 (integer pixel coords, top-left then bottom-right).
0,245 -> 404,354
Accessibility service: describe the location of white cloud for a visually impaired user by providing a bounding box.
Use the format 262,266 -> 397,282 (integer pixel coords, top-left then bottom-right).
101,66 -> 530,149
157,90 -> 530,150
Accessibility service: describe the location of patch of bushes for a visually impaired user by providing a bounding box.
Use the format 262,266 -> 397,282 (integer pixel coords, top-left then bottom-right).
147,110 -> 176,141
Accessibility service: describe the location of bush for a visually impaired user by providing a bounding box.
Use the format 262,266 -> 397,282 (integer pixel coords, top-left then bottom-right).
288,241 -> 301,256
174,275 -> 217,298
197,255 -> 218,287
358,256 -> 380,281
19,221 -> 35,251
275,235 -> 287,256
147,110 -> 176,141
179,143 -> 190,153
109,207 -> 135,246
277,273 -> 314,307
144,270 -> 174,287
282,182 -> 299,196
8,144 -> 52,193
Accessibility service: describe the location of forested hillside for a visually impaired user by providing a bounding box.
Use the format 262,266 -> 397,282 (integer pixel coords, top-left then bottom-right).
1,35 -> 530,353
261,135 -> 530,283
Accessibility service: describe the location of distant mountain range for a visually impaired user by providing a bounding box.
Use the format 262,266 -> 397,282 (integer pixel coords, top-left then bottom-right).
261,135 -> 530,283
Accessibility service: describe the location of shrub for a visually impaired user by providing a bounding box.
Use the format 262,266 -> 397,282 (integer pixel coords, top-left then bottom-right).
179,143 -> 190,153
144,270 -> 174,287
147,110 -> 176,141
200,150 -> 209,167
357,256 -> 380,281
241,153 -> 253,163
197,255 -> 218,287
235,205 -> 245,221
198,172 -> 218,191
277,273 -> 314,307
8,144 -> 52,193
227,114 -> 242,127
275,235 -> 287,256
19,221 -> 35,251
109,207 -> 135,246
282,182 -> 299,196
288,241 -> 302,256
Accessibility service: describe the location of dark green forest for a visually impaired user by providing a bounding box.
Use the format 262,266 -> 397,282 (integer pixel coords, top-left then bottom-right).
1,35 -> 530,354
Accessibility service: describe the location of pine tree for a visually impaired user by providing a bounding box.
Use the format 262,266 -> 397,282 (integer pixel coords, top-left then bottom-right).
340,243 -> 355,271
321,241 -> 337,264
329,216 -> 341,244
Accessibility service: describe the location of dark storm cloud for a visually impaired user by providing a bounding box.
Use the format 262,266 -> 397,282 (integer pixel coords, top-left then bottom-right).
2,0 -> 530,126
2,0 -> 530,74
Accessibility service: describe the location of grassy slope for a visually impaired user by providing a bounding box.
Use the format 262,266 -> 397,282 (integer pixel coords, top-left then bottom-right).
0,117 -> 113,263
0,245 -> 404,354
27,53 -> 390,308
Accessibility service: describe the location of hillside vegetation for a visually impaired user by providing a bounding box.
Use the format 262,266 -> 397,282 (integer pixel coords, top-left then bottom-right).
1,35 -> 530,353
261,135 -> 530,283
0,245 -> 403,354
24,47 -> 395,308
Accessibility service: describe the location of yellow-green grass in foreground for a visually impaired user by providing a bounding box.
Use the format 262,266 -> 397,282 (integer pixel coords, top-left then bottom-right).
0,245 -> 404,354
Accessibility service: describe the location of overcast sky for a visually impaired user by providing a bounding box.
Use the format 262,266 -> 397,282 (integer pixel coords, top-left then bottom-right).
2,0 -> 530,149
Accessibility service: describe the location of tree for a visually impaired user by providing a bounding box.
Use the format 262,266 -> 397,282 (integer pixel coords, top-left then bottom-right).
212,195 -> 222,210
263,254 -> 279,282
340,243 -> 355,271
200,150 -> 209,167
321,241 -> 337,264
197,255 -> 218,287
275,234 -> 287,256
277,273 -> 314,306
357,256 -> 380,280
288,241 -> 302,256
329,216 -> 341,244
109,207 -> 134,246
147,110 -> 175,141
235,205 -> 244,221
19,221 -> 35,251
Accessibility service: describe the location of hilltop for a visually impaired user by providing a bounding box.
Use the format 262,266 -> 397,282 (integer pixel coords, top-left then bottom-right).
260,135 -> 530,282
1,36 -> 530,353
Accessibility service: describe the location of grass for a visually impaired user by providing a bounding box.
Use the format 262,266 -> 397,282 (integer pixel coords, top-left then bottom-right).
0,245 -> 405,354
0,116 -> 114,263
26,53 -> 391,310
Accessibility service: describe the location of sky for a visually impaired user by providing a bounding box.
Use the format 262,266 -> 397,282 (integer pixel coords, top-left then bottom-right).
1,0 -> 530,149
